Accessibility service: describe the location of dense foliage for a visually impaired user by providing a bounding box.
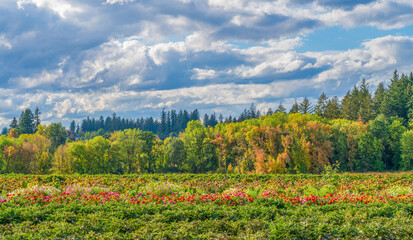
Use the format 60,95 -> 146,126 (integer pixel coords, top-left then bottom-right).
3,70 -> 413,174
1,173 -> 413,239
2,112 -> 413,174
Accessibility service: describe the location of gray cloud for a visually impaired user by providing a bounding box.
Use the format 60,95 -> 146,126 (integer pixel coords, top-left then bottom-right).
1,0 -> 413,127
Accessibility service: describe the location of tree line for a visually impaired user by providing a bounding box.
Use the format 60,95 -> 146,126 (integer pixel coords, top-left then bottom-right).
2,70 -> 413,174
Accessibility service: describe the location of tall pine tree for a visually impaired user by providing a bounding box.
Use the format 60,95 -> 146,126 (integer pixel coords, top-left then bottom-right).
372,83 -> 386,118
289,101 -> 299,114
18,108 -> 35,134
324,96 -> 341,119
314,92 -> 328,117
357,79 -> 373,122
276,103 -> 286,113
298,97 -> 313,114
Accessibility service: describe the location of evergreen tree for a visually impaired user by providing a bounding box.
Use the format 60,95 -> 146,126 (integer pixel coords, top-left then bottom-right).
341,86 -> 360,121
357,79 -> 373,122
190,109 -> 200,121
98,116 -> 105,130
249,104 -> 257,119
276,103 -> 286,113
18,108 -> 35,134
171,110 -> 178,132
383,70 -> 411,122
340,90 -> 352,120
289,101 -> 299,114
167,111 -> 172,135
227,116 -> 233,123
203,114 -> 210,126
218,114 -> 224,123
372,83 -> 386,118
298,97 -> 313,114
314,92 -> 328,117
34,107 -> 41,129
324,96 -> 341,119
157,108 -> 168,139
70,121 -> 76,133
267,108 -> 274,115
209,113 -> 218,127
104,117 -> 112,131
238,108 -> 249,121
1,127 -> 7,135
182,110 -> 190,129
10,117 -> 18,129
75,124 -> 80,134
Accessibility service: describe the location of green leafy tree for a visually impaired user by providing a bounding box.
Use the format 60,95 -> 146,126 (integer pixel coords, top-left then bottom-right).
356,132 -> 383,172
401,129 -> 413,170
44,123 -> 67,152
86,136 -> 112,174
181,120 -> 209,173
388,120 -> 406,170
110,129 -> 143,173
53,144 -> 72,174
165,137 -> 186,172
67,141 -> 88,174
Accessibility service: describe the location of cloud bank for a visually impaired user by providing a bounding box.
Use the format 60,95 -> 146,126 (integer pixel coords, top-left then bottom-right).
0,0 -> 413,126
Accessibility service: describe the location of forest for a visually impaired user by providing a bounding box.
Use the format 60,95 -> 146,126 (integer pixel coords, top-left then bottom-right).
1,70 -> 413,175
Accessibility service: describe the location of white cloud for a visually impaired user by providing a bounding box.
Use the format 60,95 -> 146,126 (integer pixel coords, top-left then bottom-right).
105,0 -> 136,5
0,35 -> 12,50
4,0 -> 413,128
191,68 -> 216,80
70,39 -> 149,87
53,99 -> 72,118
10,69 -> 62,88
311,35 -> 413,84
17,0 -> 84,19
320,0 -> 413,29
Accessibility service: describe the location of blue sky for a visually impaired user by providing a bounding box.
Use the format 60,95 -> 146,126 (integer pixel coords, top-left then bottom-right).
1,0 -> 413,127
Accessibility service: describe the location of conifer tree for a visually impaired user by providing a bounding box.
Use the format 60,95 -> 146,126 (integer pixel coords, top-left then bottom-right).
324,96 -> 341,119
18,108 -> 35,134
314,92 -> 328,117
10,117 -> 18,129
298,97 -> 313,114
289,101 -> 299,114
218,114 -> 224,123
34,107 -> 41,129
190,109 -> 200,121
70,121 -> 76,133
203,114 -> 209,126
357,79 -> 373,122
383,70 -> 411,121
372,83 -> 386,118
209,113 -> 218,127
341,86 -> 360,121
276,103 -> 286,113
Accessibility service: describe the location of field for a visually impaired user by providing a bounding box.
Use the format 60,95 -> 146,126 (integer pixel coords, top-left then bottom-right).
1,173 -> 413,239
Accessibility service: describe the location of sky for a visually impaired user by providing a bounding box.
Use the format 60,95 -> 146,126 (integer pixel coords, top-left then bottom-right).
1,0 -> 413,127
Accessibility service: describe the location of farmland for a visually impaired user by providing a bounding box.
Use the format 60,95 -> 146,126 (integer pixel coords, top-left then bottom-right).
1,173 -> 413,239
